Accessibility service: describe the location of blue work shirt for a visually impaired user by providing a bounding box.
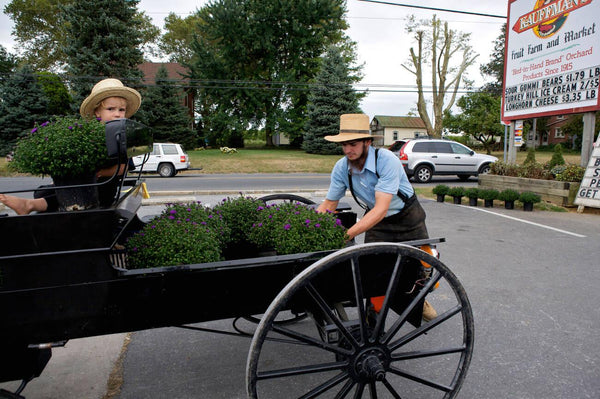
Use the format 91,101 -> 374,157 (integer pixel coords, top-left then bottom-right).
326,146 -> 414,217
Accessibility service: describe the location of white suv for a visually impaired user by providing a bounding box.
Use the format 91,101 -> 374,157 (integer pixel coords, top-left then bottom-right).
131,143 -> 190,177
398,139 -> 497,183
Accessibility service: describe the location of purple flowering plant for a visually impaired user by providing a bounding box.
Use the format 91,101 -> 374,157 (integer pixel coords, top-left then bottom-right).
10,116 -> 108,178
248,202 -> 347,255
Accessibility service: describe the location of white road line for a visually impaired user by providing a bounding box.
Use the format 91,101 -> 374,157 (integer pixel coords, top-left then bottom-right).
459,205 -> 587,238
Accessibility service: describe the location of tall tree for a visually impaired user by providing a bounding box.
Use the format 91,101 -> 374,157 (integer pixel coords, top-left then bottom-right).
4,0 -> 159,71
402,15 -> 478,138
0,45 -> 17,80
303,46 -> 363,155
480,24 -> 506,95
159,12 -> 204,64
443,91 -> 503,154
136,66 -> 196,149
190,0 -> 348,147
61,0 -> 147,106
36,72 -> 73,116
0,65 -> 48,155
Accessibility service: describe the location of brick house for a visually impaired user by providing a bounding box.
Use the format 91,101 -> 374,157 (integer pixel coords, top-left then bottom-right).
138,62 -> 194,127
369,115 -> 428,146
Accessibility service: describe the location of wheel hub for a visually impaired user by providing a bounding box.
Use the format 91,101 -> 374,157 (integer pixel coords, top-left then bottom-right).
354,348 -> 389,381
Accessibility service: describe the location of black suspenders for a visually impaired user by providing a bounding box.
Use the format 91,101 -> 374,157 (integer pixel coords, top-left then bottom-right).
347,148 -> 414,211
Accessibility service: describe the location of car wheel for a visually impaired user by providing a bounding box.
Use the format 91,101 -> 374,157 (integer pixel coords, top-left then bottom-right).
457,174 -> 471,181
158,163 -> 176,177
478,164 -> 491,175
414,165 -> 433,183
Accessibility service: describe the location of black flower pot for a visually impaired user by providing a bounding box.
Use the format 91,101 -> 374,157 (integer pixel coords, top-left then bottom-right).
52,174 -> 99,212
436,194 -> 445,203
452,196 -> 462,205
504,200 -> 515,210
523,202 -> 534,211
469,197 -> 478,206
484,199 -> 494,208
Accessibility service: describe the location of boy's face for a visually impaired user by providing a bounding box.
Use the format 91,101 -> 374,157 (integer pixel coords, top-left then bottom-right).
94,97 -> 127,122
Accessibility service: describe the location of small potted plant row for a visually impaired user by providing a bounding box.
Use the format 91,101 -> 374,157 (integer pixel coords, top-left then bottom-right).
432,185 -> 542,211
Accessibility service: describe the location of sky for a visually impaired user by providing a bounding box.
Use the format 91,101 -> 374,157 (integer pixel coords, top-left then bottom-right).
0,0 -> 508,118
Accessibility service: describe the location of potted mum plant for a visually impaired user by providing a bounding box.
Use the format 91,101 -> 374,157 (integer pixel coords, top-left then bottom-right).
432,184 -> 449,202
479,189 -> 499,208
519,191 -> 541,211
448,186 -> 465,205
465,188 -> 479,206
498,189 -> 520,210
10,116 -> 109,211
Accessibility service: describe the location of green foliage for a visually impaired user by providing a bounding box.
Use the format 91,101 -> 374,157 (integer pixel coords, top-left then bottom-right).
190,0 -> 349,146
125,213 -> 223,269
480,24 -> 505,95
0,65 -> 49,155
548,143 -> 566,169
519,191 -> 541,204
36,72 -> 73,116
136,66 -> 196,149
498,189 -> 520,202
0,45 -> 17,76
212,195 -> 265,245
248,202 -> 347,255
553,164 -> 585,182
490,161 -> 519,177
523,148 -> 536,165
10,116 -> 108,178
465,187 -> 479,199
432,184 -> 449,195
517,162 -> 552,180
479,189 -> 499,200
62,0 -> 146,103
302,46 -> 362,155
448,186 -> 465,197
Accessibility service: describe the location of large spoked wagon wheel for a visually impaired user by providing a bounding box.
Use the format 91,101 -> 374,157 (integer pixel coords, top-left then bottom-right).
247,243 -> 474,398
242,194 -> 316,326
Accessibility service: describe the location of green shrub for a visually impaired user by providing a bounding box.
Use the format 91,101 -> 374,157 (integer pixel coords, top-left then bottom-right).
498,189 -> 520,202
523,148 -> 536,165
490,161 -> 519,177
548,144 -> 566,169
465,188 -> 479,199
517,162 -> 553,180
554,164 -> 585,182
519,191 -> 541,203
212,195 -> 264,245
432,184 -> 450,195
479,189 -> 499,200
448,186 -> 465,197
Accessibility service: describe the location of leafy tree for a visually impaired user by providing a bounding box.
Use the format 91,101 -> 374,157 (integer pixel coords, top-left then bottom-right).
190,0 -> 348,147
159,12 -> 204,64
4,0 -> 160,71
402,15 -> 478,138
36,72 -> 73,115
0,65 -> 49,154
561,112 -> 600,150
136,66 -> 196,149
480,24 -> 506,95
443,91 -> 503,154
0,45 -> 17,79
61,0 -> 147,106
303,46 -> 363,155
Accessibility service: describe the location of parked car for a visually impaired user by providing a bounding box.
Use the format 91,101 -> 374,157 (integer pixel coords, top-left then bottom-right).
131,143 -> 190,177
387,140 -> 407,156
398,139 -> 498,183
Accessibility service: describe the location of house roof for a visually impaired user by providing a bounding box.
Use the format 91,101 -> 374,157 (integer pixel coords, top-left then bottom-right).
372,115 -> 426,129
138,62 -> 190,86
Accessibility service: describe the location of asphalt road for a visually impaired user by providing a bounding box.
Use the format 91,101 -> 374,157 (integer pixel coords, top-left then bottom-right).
1,180 -> 599,398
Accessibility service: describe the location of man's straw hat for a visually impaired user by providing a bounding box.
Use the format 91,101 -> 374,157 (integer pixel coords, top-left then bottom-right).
324,114 -> 382,143
80,78 -> 141,119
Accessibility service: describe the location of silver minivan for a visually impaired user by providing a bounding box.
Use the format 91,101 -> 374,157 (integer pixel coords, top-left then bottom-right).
131,143 -> 190,177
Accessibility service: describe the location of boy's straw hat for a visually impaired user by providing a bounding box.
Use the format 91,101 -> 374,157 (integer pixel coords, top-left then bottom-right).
324,114 -> 382,143
80,78 -> 141,119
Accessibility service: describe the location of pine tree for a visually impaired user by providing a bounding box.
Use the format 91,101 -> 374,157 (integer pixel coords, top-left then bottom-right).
137,66 -> 196,150
0,65 -> 49,155
61,0 -> 145,106
303,46 -> 362,155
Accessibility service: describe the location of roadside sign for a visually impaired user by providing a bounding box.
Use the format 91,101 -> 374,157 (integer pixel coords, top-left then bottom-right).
574,133 -> 600,209
514,120 -> 524,147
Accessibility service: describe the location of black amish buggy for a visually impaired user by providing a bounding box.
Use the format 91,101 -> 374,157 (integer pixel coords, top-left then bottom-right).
0,120 -> 474,398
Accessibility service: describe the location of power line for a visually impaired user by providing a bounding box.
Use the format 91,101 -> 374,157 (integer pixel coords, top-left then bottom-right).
357,0 -> 507,19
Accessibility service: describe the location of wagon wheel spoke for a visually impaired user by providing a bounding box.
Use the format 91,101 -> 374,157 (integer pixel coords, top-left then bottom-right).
297,371 -> 349,399
381,378 -> 402,399
388,365 -> 453,393
391,344 -> 467,361
271,324 -> 352,357
389,305 -> 463,352
371,252 -> 405,340
257,361 -> 348,381
349,256 -> 369,344
382,269 -> 443,345
367,381 -> 377,398
334,378 -> 356,399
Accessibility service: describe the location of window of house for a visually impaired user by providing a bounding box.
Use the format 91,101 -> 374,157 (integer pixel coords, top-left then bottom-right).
555,128 -> 564,138
556,115 -> 564,120
393,131 -> 398,140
